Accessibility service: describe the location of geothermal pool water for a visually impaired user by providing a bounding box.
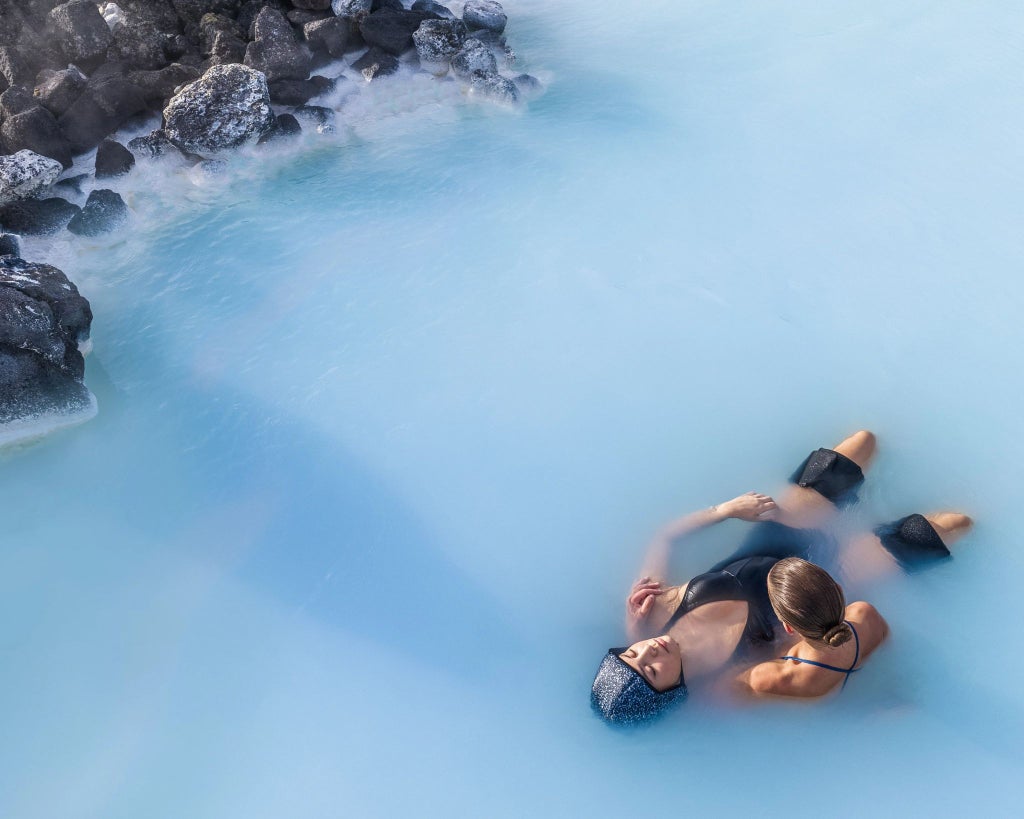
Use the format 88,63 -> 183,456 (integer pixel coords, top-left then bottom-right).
3,1 -> 1024,816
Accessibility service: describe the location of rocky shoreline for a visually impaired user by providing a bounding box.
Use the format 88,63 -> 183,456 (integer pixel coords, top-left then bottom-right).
0,0 -> 539,440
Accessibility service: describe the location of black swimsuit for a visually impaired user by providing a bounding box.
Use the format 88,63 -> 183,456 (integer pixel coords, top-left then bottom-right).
664,554 -> 786,648
664,522 -> 829,652
663,447 -> 869,658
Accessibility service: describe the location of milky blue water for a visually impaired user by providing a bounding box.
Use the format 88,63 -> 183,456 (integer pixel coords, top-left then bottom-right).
3,1 -> 1024,816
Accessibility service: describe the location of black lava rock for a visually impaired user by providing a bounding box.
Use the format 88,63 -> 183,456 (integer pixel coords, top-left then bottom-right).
53,173 -> 88,196
0,104 -> 75,168
237,0 -> 291,34
207,31 -> 247,66
269,75 -> 334,105
351,46 -> 400,79
173,0 -> 242,27
0,86 -> 36,119
198,12 -> 244,55
67,188 -> 128,236
293,104 -> 335,132
162,63 -> 275,154
127,130 -> 181,160
94,139 -> 136,178
48,0 -> 114,65
0,46 -> 39,90
412,1 -> 455,19
467,27 -> 514,64
33,67 -> 89,118
412,18 -> 467,65
462,0 -> 506,34
0,255 -> 93,424
0,233 -> 20,256
512,73 -> 541,94
101,2 -> 181,57
359,9 -> 431,56
303,17 -> 352,58
332,0 -> 373,15
57,72 -> 148,154
287,9 -> 329,26
257,112 -> 302,145
469,70 -> 518,103
243,7 -> 312,82
0,197 -> 80,235
450,38 -> 496,79
127,63 -> 201,108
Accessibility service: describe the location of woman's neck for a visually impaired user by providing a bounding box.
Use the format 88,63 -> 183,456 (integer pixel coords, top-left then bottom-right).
650,583 -> 686,632
670,598 -> 750,679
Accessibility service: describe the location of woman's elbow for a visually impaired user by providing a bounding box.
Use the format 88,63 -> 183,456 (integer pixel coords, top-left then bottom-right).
747,665 -> 780,695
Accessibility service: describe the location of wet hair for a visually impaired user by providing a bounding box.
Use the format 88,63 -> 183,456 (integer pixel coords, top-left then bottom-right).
767,558 -> 852,648
590,649 -> 687,724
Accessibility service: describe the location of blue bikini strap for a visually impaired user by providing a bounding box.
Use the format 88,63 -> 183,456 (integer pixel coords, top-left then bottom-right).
779,621 -> 861,689
848,620 -> 860,669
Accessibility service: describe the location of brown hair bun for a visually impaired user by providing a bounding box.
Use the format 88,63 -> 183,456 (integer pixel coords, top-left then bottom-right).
767,558 -> 849,645
823,622 -> 853,648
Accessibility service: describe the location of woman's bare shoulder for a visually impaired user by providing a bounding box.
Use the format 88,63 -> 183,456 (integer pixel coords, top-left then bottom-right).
845,601 -> 890,648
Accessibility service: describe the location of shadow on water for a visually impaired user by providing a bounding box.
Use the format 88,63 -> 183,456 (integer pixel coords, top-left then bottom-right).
1,339 -> 519,681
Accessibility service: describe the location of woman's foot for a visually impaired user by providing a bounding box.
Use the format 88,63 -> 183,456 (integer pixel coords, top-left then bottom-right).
925,512 -> 973,547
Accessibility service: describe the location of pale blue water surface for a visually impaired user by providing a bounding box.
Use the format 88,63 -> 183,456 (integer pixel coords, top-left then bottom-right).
3,1 -> 1024,816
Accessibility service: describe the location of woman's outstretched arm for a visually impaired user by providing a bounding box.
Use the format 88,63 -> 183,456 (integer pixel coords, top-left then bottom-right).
625,493 -> 778,641
637,492 -> 779,581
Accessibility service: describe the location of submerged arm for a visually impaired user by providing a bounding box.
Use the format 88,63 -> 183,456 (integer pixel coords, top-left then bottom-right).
626,493 -> 778,638
637,492 -> 779,581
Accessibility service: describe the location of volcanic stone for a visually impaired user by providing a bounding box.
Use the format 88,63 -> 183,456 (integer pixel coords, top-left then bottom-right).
0,104 -> 74,168
162,63 -> 275,153
67,188 -> 128,235
48,1 -> 115,63
351,46 -> 399,79
450,38 -> 496,79
359,9 -> 431,56
0,197 -> 81,235
94,139 -> 136,178
0,255 -> 93,423
243,7 -> 312,82
303,17 -> 352,58
462,0 -> 506,33
0,150 -> 63,205
33,67 -> 88,118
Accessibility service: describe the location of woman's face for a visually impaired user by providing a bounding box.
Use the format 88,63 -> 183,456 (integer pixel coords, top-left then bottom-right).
619,635 -> 683,692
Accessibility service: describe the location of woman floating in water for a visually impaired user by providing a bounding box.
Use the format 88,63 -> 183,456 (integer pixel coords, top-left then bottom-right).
590,430 -> 972,724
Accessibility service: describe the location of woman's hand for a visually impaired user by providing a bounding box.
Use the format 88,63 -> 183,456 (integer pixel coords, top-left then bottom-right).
717,491 -> 778,522
626,576 -> 664,622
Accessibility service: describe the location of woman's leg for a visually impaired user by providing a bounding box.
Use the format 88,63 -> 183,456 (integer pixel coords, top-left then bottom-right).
774,430 -> 877,530
922,511 -> 973,547
841,511 -> 973,582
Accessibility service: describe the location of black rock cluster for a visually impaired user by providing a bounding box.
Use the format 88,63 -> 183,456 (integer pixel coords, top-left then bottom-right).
0,254 -> 93,425
0,0 -> 540,431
